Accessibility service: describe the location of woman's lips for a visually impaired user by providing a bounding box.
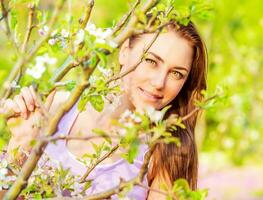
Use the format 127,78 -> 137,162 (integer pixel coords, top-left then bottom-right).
138,87 -> 163,101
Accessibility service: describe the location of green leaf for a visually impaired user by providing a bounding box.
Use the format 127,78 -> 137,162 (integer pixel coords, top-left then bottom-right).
89,95 -> 104,112
135,10 -> 147,24
86,55 -> 98,69
78,90 -> 90,112
163,136 -> 180,146
65,80 -> 76,91
30,139 -> 37,147
10,10 -> 18,30
96,51 -> 107,67
81,180 -> 92,193
123,139 -> 140,163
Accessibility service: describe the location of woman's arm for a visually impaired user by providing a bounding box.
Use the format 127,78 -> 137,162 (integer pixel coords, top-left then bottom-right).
4,87 -> 70,164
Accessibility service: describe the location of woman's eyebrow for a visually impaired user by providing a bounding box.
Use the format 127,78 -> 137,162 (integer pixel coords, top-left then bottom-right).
148,52 -> 164,62
172,66 -> 189,73
148,51 -> 189,72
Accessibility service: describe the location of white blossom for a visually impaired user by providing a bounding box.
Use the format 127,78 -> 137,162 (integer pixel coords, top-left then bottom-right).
26,53 -> 57,79
61,29 -> 69,38
124,121 -> 133,128
35,53 -> 57,65
48,38 -> 57,45
95,38 -> 106,44
97,65 -> 112,77
38,25 -> 49,36
88,75 -> 98,86
0,168 -> 8,179
10,80 -> 20,89
118,128 -> 126,136
71,182 -> 85,196
120,109 -> 133,120
85,23 -> 96,34
85,23 -> 117,49
74,29 -> 85,45
26,63 -> 46,79
145,106 -> 164,123
51,29 -> 58,37
0,158 -> 11,190
131,114 -> 142,123
94,28 -> 112,39
108,40 -> 118,48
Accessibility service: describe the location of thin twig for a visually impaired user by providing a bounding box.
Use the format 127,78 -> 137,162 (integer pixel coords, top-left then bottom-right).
44,134 -> 118,143
21,4 -> 35,53
106,29 -> 161,84
0,0 -> 66,99
0,7 -> 9,21
113,0 -> 159,46
50,0 -> 95,83
79,0 -> 94,29
83,145 -> 155,199
4,80 -> 90,200
0,0 -> 19,54
79,145 -> 119,183
182,94 -> 218,121
49,0 -> 157,86
111,0 -> 141,36
4,1 -> 161,199
84,177 -> 138,200
50,55 -> 89,84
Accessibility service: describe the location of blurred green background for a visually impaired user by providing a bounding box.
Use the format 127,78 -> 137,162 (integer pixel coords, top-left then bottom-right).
0,0 -> 263,199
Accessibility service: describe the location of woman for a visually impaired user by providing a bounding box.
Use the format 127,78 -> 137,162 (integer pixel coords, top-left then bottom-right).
2,20 -> 207,199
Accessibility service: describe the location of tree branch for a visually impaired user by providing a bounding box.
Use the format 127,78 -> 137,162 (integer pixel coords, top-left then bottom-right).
82,145 -> 155,199
0,0 -> 19,54
106,28 -> 161,84
4,80 -> 92,200
49,0 -> 157,88
79,145 -> 119,183
113,0 -> 159,46
4,1 -> 162,199
0,0 -> 66,99
79,0 -> 94,29
111,0 -> 141,36
21,4 -> 35,53
182,94 -> 218,121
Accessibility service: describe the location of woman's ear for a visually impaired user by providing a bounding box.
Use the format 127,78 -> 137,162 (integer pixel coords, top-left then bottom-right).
118,39 -> 130,65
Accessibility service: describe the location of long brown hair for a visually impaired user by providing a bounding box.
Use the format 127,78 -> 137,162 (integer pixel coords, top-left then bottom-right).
129,21 -> 207,190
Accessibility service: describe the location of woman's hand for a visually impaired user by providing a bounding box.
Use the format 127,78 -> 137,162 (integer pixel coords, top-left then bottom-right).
0,86 -> 40,119
1,86 -> 56,165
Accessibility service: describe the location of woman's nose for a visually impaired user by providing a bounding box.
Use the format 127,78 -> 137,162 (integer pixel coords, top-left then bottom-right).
150,71 -> 167,90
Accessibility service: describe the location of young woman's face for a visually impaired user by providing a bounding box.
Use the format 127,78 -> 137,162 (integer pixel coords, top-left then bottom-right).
119,30 -> 193,111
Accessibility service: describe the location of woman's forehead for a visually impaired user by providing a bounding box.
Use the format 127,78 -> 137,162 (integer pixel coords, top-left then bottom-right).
137,32 -> 193,69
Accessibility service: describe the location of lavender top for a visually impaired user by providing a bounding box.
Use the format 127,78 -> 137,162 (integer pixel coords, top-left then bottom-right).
43,102 -> 149,199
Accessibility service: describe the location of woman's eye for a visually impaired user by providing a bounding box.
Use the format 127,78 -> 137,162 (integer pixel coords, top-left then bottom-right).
145,58 -> 157,66
171,71 -> 184,79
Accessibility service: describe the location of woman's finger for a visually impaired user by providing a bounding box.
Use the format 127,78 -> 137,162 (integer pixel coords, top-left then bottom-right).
14,95 -> 28,119
0,99 -> 20,116
4,99 -> 20,114
21,87 -> 35,112
29,85 -> 40,107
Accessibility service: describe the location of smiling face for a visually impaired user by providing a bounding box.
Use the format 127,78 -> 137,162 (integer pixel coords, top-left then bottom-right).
119,30 -> 194,111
